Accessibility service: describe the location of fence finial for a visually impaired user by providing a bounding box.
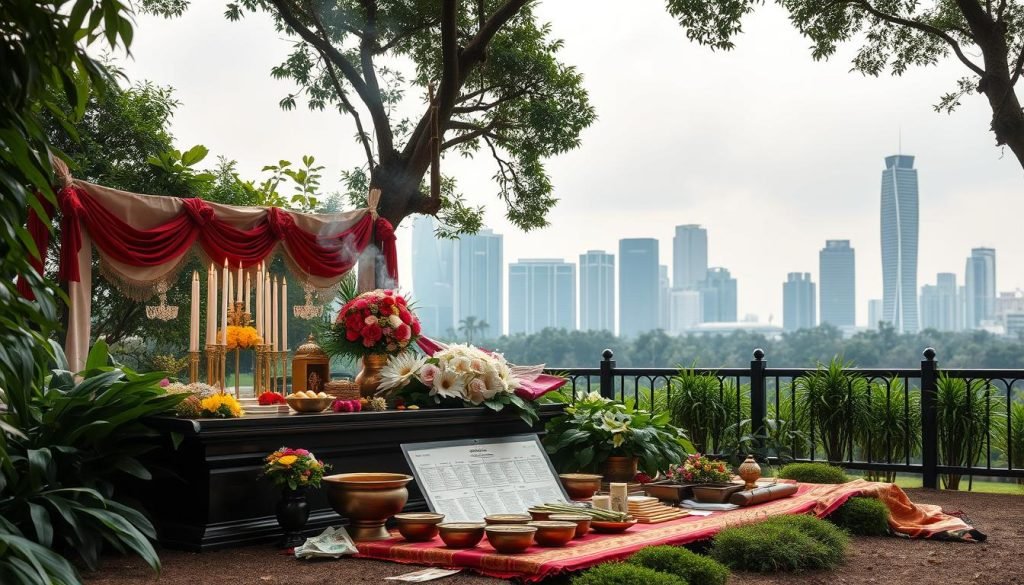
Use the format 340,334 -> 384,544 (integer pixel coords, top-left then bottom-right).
923,347 -> 936,361
601,349 -> 614,361
753,348 -> 765,361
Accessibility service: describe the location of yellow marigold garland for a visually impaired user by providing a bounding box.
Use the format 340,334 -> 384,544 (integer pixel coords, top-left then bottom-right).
199,393 -> 244,418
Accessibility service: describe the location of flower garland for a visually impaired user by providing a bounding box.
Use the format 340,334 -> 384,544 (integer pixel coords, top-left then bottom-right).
164,381 -> 217,418
262,447 -> 329,490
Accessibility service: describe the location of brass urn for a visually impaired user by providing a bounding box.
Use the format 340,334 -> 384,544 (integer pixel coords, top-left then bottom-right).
355,353 -> 389,397
737,454 -> 762,490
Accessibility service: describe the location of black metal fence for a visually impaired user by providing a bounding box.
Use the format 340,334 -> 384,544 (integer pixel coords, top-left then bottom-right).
550,348 -> 1024,490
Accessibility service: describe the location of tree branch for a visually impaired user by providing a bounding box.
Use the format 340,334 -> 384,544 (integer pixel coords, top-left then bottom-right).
439,0 -> 460,118
375,19 -> 439,54
316,50 -> 376,169
452,87 -> 531,113
850,0 -> 986,76
355,0 -> 393,159
459,0 -> 530,70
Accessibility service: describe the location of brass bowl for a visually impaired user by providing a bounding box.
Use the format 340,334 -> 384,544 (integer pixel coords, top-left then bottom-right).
484,514 -> 532,525
323,473 -> 413,541
528,521 -> 577,547
485,525 -> 537,554
590,517 -> 638,534
548,514 -> 592,538
527,508 -> 553,521
438,523 -> 486,549
559,473 -> 604,500
285,396 -> 333,413
394,512 -> 444,542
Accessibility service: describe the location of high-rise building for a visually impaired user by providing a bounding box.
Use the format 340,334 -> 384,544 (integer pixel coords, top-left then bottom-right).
672,225 -> 708,290
782,272 -> 816,332
919,273 -> 959,331
454,228 -> 503,338
996,290 -> 1024,337
659,265 -> 671,330
867,299 -> 883,329
618,238 -> 659,337
699,267 -> 738,323
411,216 -> 455,337
880,154 -> 920,333
819,240 -> 856,327
579,250 -> 614,332
965,247 -> 996,328
669,289 -> 702,335
508,259 -> 576,335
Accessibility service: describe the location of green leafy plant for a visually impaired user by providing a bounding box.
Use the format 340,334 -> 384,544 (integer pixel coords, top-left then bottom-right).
777,462 -> 849,484
571,563 -> 687,585
936,374 -> 1004,490
828,497 -> 890,536
796,357 -> 867,462
668,367 -> 745,454
711,515 -> 848,572
853,379 -> 921,482
544,392 -> 690,476
628,545 -> 729,585
995,401 -> 1024,485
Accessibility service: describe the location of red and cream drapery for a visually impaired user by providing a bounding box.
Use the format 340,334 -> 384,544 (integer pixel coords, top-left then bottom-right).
32,159 -> 398,372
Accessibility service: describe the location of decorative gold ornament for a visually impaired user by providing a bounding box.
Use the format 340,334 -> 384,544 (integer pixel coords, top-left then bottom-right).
737,454 -> 762,490
146,282 -> 179,321
293,281 -> 323,320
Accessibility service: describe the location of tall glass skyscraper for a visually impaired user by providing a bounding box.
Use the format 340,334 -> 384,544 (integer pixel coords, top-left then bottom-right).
658,265 -> 671,327
454,228 -> 503,338
920,272 -> 960,331
782,272 -> 816,331
699,267 -> 738,323
819,240 -> 856,327
965,247 -> 996,328
880,154 -> 919,333
579,250 -> 614,332
672,225 -> 708,290
618,238 -> 659,337
411,216 -> 454,337
508,259 -> 576,334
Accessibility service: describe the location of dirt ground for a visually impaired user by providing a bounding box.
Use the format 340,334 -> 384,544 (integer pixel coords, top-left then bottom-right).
85,488 -> 1023,585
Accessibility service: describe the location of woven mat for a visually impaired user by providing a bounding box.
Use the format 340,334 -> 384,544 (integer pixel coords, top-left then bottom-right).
354,480 -> 982,582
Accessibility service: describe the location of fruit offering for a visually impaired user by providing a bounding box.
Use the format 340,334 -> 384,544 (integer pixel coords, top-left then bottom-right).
331,399 -> 363,413
288,391 -> 330,399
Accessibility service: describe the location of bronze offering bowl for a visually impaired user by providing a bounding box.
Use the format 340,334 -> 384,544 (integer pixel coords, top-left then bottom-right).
527,507 -> 553,521
528,521 -> 577,547
559,473 -> 604,500
484,513 -> 533,525
394,512 -> 445,542
285,396 -> 333,413
548,514 -> 592,538
438,523 -> 486,548
590,517 -> 638,534
485,524 -> 537,554
323,472 -> 413,541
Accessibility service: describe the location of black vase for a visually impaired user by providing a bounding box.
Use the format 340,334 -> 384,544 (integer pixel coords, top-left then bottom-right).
276,486 -> 310,548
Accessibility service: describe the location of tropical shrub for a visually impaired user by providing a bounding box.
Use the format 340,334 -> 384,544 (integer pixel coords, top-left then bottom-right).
795,357 -> 867,463
711,515 -> 848,572
829,497 -> 890,536
544,392 -> 690,476
936,375 -> 1004,489
777,462 -> 849,484
571,563 -> 687,585
853,379 -> 921,482
628,545 -> 729,585
668,367 -> 732,453
995,401 -> 1024,484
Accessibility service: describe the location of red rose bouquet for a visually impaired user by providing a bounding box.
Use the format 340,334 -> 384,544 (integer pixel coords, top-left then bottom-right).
329,289 -> 421,357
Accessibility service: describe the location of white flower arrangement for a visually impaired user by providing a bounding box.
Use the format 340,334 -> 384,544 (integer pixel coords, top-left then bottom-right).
378,344 -> 516,405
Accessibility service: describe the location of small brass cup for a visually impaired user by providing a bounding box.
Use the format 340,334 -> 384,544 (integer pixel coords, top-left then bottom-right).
485,525 -> 537,554
437,523 -> 486,549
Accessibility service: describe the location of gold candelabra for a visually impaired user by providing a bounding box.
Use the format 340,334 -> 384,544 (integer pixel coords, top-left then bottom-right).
188,351 -> 200,384
227,301 -> 251,398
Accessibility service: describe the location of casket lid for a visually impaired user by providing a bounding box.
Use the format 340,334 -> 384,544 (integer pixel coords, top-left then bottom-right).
294,334 -> 328,359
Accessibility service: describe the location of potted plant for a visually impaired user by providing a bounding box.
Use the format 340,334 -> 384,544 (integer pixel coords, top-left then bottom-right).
663,453 -> 741,503
543,392 -> 690,482
262,447 -> 330,547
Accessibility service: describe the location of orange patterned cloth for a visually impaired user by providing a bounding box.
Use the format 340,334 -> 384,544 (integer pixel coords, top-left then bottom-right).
354,480 -> 982,581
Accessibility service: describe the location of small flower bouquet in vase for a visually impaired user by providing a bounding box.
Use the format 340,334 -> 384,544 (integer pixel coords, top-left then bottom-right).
322,289 -> 422,396
376,338 -> 566,425
262,447 -> 330,548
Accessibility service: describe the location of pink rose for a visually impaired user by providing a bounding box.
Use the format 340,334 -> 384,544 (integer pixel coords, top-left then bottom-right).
159,378 -> 170,387
467,378 -> 487,405
419,364 -> 440,385
395,323 -> 411,341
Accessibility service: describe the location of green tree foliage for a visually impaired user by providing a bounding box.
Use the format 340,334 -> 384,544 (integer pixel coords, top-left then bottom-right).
143,0 -> 596,239
666,0 -> 1024,169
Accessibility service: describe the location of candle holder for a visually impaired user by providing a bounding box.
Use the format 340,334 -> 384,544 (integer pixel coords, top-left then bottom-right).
205,343 -> 224,389
278,350 -> 290,394
188,351 -> 200,384
226,300 -> 253,398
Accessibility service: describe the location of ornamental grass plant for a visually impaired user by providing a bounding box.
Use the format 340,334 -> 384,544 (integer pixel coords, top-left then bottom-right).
571,563 -> 688,585
628,545 -> 729,585
829,496 -> 890,536
936,374 -> 1004,489
668,366 -> 741,454
711,515 -> 848,572
795,357 -> 867,463
853,379 -> 921,482
777,462 -> 849,484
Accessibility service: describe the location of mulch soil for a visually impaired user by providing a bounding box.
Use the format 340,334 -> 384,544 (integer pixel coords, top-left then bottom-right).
85,488 -> 1023,585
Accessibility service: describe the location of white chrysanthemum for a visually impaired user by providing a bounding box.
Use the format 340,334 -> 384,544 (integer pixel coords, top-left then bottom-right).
378,353 -> 427,391
450,356 -> 473,374
433,369 -> 466,399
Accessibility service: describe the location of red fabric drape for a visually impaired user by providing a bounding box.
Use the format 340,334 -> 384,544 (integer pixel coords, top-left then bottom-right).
16,197 -> 55,299
48,186 -> 398,285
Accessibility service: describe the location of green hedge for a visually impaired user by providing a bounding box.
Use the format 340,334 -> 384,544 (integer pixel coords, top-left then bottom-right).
777,462 -> 849,484
711,514 -> 849,572
628,546 -> 728,585
829,496 -> 890,536
571,563 -> 687,585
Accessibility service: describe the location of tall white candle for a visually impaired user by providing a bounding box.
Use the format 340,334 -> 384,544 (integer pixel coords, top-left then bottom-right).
265,273 -> 273,348
236,262 -> 243,304
190,271 -> 200,352
244,271 -> 250,314
281,277 -> 288,351
206,264 -> 217,346
221,259 -> 228,344
255,265 -> 263,337
271,276 -> 279,351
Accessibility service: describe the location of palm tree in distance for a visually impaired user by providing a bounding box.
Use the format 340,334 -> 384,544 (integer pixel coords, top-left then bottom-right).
475,320 -> 490,343
458,316 -> 479,343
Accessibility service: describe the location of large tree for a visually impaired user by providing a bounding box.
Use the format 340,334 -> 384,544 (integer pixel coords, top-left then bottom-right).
145,0 -> 595,237
667,0 -> 1024,170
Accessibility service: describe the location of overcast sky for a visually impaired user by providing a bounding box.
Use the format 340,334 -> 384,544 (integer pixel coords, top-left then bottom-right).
115,1 -> 1022,332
